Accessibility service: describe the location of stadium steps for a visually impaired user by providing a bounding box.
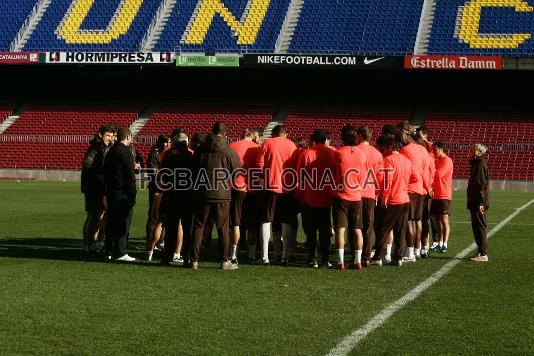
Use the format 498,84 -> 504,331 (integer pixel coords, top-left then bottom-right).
0,101 -> 31,134
0,116 -> 20,135
414,0 -> 437,55
263,105 -> 290,138
140,0 -> 178,52
130,105 -> 157,137
10,0 -> 52,51
275,0 -> 304,53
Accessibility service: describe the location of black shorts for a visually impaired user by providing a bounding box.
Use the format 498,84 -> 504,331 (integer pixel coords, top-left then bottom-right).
408,193 -> 424,221
230,190 -> 247,227
259,190 -> 278,223
332,198 -> 363,229
430,199 -> 451,216
260,191 -> 297,224
242,192 -> 261,227
84,190 -> 105,213
422,195 -> 431,220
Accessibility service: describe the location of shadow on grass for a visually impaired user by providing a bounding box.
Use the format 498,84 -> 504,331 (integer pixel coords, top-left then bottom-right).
0,237 -> 254,266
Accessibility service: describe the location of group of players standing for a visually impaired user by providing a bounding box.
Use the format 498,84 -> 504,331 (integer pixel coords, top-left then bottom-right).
82,118 -> 491,269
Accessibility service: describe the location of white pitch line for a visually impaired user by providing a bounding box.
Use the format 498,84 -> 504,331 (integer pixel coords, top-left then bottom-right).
327,198 -> 534,356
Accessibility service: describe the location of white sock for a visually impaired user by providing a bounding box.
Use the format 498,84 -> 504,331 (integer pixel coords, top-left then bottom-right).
356,250 -> 362,264
439,241 -> 443,247
415,248 -> 420,257
230,245 -> 238,260
281,223 -> 292,260
424,245 -> 429,252
337,249 -> 344,264
406,247 -> 414,258
386,244 -> 392,259
248,244 -> 256,259
261,222 -> 271,261
173,252 -> 180,260
443,243 -> 448,248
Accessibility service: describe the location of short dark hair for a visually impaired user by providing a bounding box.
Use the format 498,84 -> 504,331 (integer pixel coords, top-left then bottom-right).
341,124 -> 357,145
99,124 -> 116,136
190,133 -> 205,151
271,125 -> 287,137
356,126 -> 373,142
241,128 -> 254,139
212,122 -> 226,135
433,141 -> 445,150
382,135 -> 400,151
311,129 -> 328,144
381,124 -> 397,136
156,134 -> 170,150
116,128 -> 131,141
417,126 -> 429,135
295,137 -> 307,149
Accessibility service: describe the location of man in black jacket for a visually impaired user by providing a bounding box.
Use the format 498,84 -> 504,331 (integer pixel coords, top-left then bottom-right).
191,122 -> 241,270
81,124 -> 115,255
104,127 -> 137,262
467,143 -> 490,262
158,133 -> 194,265
145,134 -> 171,252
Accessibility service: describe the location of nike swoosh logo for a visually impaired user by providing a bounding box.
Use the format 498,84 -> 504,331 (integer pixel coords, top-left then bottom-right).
363,57 -> 385,65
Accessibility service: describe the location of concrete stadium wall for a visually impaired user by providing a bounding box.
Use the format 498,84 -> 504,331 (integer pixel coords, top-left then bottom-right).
1,169 -> 534,192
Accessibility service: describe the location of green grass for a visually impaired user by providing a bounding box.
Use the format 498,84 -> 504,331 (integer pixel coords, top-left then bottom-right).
0,181 -> 533,355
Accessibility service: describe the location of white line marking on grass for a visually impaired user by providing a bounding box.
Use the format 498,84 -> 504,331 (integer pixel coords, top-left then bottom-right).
327,198 -> 534,356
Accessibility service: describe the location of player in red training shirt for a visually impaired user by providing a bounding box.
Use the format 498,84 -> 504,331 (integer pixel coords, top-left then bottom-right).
372,136 -> 418,266
295,129 -> 336,267
430,141 -> 453,253
399,122 -> 431,261
332,125 -> 367,271
356,126 -> 383,266
256,125 -> 298,265
229,129 -> 260,264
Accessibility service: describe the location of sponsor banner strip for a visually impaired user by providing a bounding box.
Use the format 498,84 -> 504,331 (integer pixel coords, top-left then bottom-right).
44,52 -> 176,64
0,52 -> 40,64
405,55 -> 503,70
176,55 -> 240,67
242,54 -> 403,68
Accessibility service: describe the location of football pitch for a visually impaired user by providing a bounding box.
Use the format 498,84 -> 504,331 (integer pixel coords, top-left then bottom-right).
0,181 -> 533,355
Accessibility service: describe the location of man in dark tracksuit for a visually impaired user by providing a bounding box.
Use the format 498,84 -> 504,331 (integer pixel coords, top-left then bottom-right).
191,122 -> 241,270
145,134 -> 170,248
467,143 -> 490,262
158,134 -> 194,265
104,128 -> 137,262
81,125 -> 115,255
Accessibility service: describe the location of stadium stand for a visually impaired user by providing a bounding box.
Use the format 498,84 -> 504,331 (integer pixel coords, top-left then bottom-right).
23,0 -> 161,51
0,103 -> 533,181
428,0 -> 534,56
134,104 -> 274,159
288,0 -> 424,55
2,102 -> 141,135
154,0 -> 291,53
0,102 -> 142,170
284,106 -> 412,146
1,0 -> 534,55
424,109 -> 534,180
0,0 -> 38,50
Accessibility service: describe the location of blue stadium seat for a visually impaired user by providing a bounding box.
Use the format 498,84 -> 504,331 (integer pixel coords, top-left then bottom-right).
0,0 -> 533,55
428,0 -> 534,56
0,0 -> 38,50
